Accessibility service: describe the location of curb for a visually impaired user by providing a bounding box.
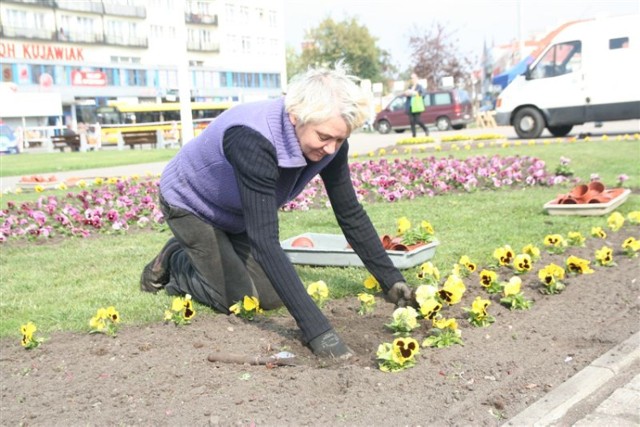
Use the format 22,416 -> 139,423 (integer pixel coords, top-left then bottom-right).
503,331 -> 640,426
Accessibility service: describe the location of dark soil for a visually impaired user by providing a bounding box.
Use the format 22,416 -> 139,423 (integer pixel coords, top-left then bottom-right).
1,229 -> 638,426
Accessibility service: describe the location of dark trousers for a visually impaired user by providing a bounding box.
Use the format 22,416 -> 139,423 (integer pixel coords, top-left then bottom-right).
409,113 -> 429,137
159,195 -> 282,313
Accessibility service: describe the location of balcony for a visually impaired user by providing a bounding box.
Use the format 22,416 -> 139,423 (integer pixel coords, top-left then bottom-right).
55,0 -> 104,14
187,40 -> 220,52
185,13 -> 218,26
104,33 -> 148,48
2,0 -> 56,6
57,29 -> 104,44
103,3 -> 146,18
0,25 -> 56,42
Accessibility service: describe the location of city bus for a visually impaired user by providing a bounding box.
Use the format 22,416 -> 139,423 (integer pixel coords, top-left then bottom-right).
95,100 -> 234,145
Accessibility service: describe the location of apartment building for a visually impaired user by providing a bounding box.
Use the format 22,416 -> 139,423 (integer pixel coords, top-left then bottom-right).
0,0 -> 286,125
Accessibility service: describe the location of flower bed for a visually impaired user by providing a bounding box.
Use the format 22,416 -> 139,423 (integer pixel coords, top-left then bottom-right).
282,153 -> 561,210
1,154 -> 565,242
1,176 -> 164,242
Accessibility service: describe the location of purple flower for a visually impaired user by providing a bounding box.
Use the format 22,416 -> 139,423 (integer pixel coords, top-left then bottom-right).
617,174 -> 629,184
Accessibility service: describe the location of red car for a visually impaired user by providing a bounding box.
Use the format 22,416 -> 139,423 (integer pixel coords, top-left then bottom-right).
374,89 -> 474,134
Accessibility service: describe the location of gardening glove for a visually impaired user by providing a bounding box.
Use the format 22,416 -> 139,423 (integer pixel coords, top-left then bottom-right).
385,281 -> 415,308
308,329 -> 353,359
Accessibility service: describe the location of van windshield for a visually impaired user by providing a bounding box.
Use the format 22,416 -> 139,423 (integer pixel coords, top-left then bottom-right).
531,40 -> 582,79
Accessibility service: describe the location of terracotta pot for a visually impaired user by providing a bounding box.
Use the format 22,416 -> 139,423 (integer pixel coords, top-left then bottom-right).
559,196 -> 578,204
291,236 -> 314,248
587,194 -> 613,204
569,184 -> 589,199
380,235 -> 393,248
588,181 -> 605,193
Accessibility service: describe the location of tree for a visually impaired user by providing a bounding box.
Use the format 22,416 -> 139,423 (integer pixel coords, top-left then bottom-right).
298,16 -> 393,83
286,45 -> 305,81
407,22 -> 474,90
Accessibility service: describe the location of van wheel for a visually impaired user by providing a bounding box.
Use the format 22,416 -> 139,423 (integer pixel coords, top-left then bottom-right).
513,107 -> 545,139
547,125 -> 573,137
436,117 -> 451,131
376,120 -> 392,134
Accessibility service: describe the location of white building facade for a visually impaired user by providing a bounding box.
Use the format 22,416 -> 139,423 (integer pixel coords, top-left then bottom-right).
0,0 -> 286,125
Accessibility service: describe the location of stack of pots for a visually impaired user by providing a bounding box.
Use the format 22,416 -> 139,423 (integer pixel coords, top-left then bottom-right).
555,182 -> 622,205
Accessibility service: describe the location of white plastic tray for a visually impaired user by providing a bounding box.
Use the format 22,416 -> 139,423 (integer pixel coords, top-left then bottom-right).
543,189 -> 631,216
280,233 -> 438,269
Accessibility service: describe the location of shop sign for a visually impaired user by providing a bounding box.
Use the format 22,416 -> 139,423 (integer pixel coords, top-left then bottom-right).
0,41 -> 84,61
71,70 -> 107,86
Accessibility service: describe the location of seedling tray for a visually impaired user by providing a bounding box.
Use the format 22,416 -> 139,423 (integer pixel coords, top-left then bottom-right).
543,189 -> 631,216
280,233 -> 438,269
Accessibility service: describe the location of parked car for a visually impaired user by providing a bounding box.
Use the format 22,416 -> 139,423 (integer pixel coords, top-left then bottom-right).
374,89 -> 474,134
0,123 -> 19,154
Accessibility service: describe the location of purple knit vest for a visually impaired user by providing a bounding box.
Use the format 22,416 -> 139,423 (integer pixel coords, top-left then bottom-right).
160,97 -> 337,233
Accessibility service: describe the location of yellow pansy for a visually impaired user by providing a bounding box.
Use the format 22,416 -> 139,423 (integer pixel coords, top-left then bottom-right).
591,226 -> 607,239
513,254 -> 532,272
414,284 -> 437,307
432,317 -> 459,331
470,296 -> 491,317
418,298 -> 442,320
357,293 -> 375,305
607,212 -> 624,231
503,277 -> 522,296
420,220 -> 434,235
105,306 -> 120,323
538,263 -> 565,285
171,297 -> 185,312
417,261 -> 440,282
439,274 -> 466,305
522,244 -> 540,260
396,217 -> 411,235
479,269 -> 498,288
307,281 -> 329,299
391,337 -> 420,364
595,246 -> 614,266
622,237 -> 640,252
566,255 -> 594,275
363,275 -> 382,292
567,231 -> 586,246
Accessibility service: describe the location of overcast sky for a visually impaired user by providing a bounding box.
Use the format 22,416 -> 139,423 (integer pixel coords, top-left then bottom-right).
283,0 -> 639,69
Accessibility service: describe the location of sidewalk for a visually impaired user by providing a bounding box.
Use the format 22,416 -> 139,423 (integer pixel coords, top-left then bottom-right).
504,331 -> 640,426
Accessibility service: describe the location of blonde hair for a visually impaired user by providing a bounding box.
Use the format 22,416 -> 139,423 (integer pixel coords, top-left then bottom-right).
284,63 -> 370,132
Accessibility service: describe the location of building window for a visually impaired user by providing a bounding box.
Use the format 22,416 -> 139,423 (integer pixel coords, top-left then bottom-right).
2,63 -> 14,82
241,36 -> 251,53
268,10 -> 277,27
239,5 -> 249,22
609,37 -> 629,49
225,3 -> 235,22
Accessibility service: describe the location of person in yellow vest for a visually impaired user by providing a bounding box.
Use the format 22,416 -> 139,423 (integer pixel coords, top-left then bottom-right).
404,72 -> 429,137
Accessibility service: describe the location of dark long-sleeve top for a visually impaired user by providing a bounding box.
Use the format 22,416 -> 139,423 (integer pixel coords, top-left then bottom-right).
223,126 -> 405,343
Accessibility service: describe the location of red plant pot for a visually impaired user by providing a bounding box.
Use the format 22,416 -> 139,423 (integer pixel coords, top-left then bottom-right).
569,184 -> 589,199
291,237 -> 314,248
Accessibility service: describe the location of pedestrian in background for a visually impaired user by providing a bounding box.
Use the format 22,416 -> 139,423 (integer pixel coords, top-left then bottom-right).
404,72 -> 429,137
140,63 -> 413,359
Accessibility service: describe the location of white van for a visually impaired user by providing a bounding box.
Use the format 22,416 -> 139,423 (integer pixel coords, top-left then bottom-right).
495,14 -> 640,139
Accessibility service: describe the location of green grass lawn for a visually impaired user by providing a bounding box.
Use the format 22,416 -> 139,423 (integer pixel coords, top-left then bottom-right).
0,148 -> 179,178
1,138 -> 639,340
